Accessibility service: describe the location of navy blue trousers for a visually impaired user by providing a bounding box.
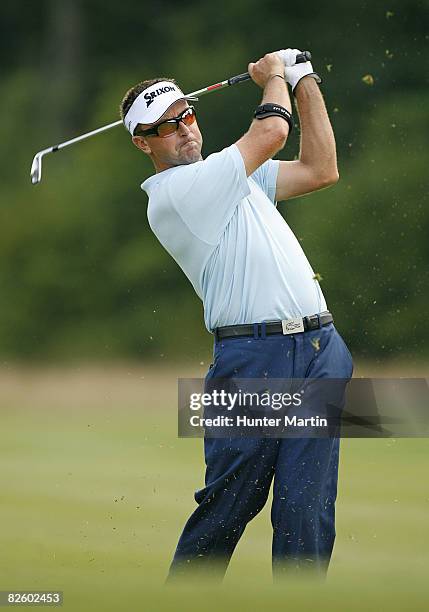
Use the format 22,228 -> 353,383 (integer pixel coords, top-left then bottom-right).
168,323 -> 353,581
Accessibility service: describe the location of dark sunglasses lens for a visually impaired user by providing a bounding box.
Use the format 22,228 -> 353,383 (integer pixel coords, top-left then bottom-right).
157,122 -> 178,137
182,108 -> 196,126
156,107 -> 196,137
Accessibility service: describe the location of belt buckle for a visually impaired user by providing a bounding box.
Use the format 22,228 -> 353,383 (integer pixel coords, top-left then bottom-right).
281,317 -> 305,335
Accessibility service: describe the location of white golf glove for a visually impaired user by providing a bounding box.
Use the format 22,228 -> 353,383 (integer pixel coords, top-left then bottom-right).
276,48 -> 322,94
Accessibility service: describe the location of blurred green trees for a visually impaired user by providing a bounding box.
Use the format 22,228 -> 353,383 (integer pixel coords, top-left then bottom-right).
0,0 -> 427,361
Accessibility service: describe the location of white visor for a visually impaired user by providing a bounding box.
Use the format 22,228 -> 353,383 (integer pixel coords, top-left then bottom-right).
123,81 -> 198,135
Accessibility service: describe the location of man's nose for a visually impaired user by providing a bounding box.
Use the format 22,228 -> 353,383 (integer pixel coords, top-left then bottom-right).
178,120 -> 191,135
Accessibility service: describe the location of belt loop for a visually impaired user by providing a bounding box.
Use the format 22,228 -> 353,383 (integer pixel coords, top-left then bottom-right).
316,313 -> 321,329
260,321 -> 267,339
253,323 -> 259,339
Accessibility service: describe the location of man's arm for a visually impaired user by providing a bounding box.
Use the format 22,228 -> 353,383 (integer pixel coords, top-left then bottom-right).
236,53 -> 292,177
275,77 -> 339,202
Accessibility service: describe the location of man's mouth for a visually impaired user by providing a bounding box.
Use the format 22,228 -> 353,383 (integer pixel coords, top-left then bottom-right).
180,140 -> 196,149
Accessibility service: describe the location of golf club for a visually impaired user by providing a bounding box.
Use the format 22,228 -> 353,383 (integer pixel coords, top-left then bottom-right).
30,51 -> 311,185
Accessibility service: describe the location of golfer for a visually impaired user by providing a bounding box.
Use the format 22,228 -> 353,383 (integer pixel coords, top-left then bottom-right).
120,49 -> 353,581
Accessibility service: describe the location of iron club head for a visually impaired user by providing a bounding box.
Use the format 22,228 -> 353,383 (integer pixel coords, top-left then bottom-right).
30,151 -> 43,184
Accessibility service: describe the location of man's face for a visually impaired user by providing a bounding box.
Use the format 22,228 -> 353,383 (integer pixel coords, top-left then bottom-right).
133,99 -> 203,172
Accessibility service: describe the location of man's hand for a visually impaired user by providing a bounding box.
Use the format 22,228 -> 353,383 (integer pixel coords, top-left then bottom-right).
276,48 -> 301,67
248,53 -> 286,89
277,48 -> 322,93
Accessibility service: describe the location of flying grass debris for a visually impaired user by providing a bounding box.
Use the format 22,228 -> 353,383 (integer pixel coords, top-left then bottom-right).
362,74 -> 374,86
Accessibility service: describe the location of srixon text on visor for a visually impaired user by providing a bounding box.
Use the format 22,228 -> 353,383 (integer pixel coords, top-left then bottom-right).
145,86 -> 176,107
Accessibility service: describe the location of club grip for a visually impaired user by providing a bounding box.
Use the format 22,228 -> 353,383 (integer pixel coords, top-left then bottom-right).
228,72 -> 252,86
228,51 -> 312,86
298,50 -> 312,63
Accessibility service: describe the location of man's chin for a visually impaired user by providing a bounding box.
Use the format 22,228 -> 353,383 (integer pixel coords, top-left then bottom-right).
178,150 -> 202,165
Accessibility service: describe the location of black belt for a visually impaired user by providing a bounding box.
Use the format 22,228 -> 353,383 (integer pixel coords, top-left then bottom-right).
214,311 -> 333,340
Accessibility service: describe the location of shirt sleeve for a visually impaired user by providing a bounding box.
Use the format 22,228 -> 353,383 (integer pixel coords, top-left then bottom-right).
165,144 -> 250,245
250,159 -> 280,205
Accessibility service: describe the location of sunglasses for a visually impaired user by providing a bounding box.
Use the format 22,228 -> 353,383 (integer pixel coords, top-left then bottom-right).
134,106 -> 197,138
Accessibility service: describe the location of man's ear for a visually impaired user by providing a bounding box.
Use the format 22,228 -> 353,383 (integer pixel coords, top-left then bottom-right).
132,136 -> 152,154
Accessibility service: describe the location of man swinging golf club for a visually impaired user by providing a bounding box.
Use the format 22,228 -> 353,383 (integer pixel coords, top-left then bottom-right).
120,48 -> 353,582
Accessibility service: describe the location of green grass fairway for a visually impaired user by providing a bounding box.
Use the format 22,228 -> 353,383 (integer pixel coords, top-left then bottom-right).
1,364 -> 429,611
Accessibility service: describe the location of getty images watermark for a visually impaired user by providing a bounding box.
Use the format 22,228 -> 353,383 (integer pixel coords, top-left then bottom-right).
187,387 -> 328,429
178,378 -> 429,438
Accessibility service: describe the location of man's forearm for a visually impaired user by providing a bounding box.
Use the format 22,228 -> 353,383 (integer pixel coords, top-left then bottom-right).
261,74 -> 292,113
247,74 -> 292,138
294,77 -> 339,181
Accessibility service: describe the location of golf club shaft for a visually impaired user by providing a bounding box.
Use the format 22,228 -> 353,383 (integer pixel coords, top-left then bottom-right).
181,51 -> 311,94
30,51 -> 311,184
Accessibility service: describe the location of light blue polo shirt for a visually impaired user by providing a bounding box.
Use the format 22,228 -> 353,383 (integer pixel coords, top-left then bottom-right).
141,144 -> 327,332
